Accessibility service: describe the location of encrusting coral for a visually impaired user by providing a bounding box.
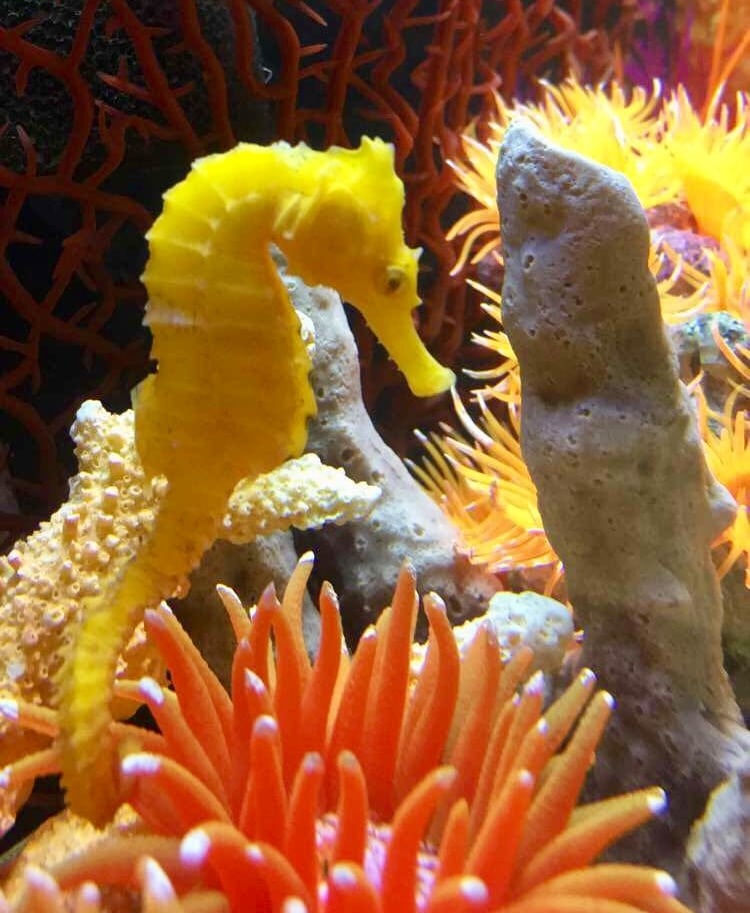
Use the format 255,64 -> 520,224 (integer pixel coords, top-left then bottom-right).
497,120 -> 747,870
223,452 -> 380,546
0,398 -> 379,833
0,401 -> 165,824
0,558 -> 694,913
52,137 -> 454,826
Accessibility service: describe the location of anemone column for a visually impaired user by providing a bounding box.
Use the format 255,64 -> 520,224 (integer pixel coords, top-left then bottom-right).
497,121 -> 747,871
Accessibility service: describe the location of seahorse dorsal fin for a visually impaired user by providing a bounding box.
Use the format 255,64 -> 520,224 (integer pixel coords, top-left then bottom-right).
273,193 -> 305,240
358,135 -> 396,169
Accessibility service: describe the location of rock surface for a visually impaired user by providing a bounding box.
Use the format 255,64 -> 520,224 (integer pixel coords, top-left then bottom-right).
685,761 -> 750,913
484,589 -> 575,673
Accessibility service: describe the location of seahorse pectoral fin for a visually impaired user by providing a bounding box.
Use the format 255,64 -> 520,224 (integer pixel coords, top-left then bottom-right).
364,306 -> 455,398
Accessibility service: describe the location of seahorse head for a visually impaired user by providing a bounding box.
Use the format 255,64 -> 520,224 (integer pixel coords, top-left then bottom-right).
277,138 -> 455,398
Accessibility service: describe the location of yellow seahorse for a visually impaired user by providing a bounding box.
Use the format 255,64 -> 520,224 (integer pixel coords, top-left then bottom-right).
56,138 -> 455,824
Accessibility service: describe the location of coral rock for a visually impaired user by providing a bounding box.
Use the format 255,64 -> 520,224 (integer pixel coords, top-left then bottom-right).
483,590 -> 575,672
685,760 -> 750,913
497,120 -> 747,870
290,276 -> 502,629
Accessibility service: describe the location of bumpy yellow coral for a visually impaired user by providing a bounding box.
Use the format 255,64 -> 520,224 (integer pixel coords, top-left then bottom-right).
225,452 -> 379,542
0,401 -> 165,796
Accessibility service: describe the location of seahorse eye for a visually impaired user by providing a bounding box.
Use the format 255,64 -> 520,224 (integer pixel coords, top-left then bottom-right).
385,265 -> 405,293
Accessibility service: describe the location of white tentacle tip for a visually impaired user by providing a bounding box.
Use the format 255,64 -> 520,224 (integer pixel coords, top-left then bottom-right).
459,877 -> 489,903
180,829 -> 212,866
283,899 -> 309,913
141,857 -> 176,901
649,788 -> 668,815
655,871 -> 678,896
330,864 -> 358,889
0,698 -> 19,721
121,753 -> 161,777
138,676 -> 165,705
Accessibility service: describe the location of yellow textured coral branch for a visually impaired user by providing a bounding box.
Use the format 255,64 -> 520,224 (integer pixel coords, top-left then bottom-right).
0,401 -> 165,791
224,452 -> 380,543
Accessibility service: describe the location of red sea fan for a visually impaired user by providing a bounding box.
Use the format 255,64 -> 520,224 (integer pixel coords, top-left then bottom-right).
1,556 -> 692,912
0,1 -> 635,529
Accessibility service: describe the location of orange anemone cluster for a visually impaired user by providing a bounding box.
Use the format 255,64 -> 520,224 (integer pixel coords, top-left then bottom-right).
0,556 -> 689,912
416,62 -> 750,592
695,327 -> 750,586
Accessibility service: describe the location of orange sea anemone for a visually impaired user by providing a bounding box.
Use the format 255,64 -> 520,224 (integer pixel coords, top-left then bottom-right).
0,556 -> 691,912
662,87 -> 750,247
446,79 -> 675,276
694,326 -> 750,585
